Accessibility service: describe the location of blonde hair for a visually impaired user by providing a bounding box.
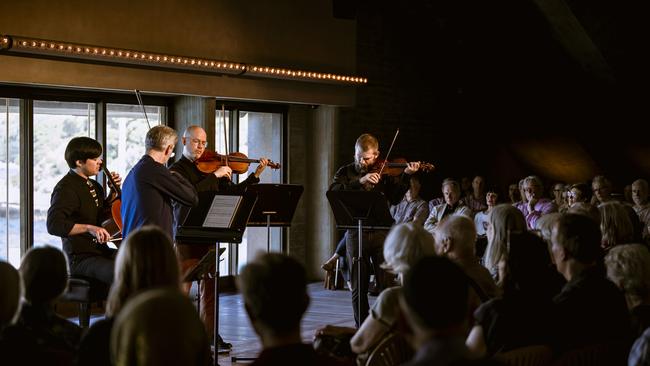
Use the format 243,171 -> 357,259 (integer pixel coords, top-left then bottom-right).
383,222 -> 435,279
106,226 -> 180,317
483,204 -> 527,276
354,133 -> 378,159
605,244 -> 650,304
600,201 -> 634,249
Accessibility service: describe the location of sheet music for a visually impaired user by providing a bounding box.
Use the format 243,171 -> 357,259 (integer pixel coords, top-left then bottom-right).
202,195 -> 242,228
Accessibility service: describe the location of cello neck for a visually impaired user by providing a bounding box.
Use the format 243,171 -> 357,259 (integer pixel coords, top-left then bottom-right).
101,165 -> 121,196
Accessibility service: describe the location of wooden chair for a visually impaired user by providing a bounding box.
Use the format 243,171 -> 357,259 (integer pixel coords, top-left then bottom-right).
365,333 -> 413,366
551,342 -> 629,366
494,345 -> 554,366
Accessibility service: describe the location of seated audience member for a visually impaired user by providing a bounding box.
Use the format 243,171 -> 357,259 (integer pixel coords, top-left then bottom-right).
566,183 -> 592,208
464,176 -> 488,214
400,256 -> 499,366
239,253 -> 347,366
592,175 -> 617,206
390,173 -> 429,226
600,201 -> 636,251
482,204 -> 527,279
466,232 -> 559,357
17,247 -> 81,363
435,216 -> 498,302
632,179 -> 650,243
629,327 -> 650,366
424,179 -> 472,234
515,176 -> 557,231
550,214 -> 630,350
110,288 -> 211,366
514,178 -> 527,208
316,222 -> 435,359
0,261 -> 42,365
605,244 -> 650,337
567,201 -> 601,223
552,182 -> 567,212
508,183 -> 520,205
77,226 -> 181,366
474,189 -> 498,238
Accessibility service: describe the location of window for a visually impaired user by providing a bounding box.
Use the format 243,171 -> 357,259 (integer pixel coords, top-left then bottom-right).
0,98 -> 21,266
32,101 -> 96,249
216,107 -> 284,275
106,103 -> 162,178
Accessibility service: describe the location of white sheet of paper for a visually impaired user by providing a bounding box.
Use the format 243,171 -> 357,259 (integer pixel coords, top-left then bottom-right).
202,195 -> 242,228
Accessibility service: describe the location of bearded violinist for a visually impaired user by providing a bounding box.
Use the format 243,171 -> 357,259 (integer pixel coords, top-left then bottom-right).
169,125 -> 269,350
330,133 -> 420,326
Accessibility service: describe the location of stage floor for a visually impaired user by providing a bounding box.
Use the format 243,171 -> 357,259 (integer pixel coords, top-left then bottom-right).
218,282 -> 360,365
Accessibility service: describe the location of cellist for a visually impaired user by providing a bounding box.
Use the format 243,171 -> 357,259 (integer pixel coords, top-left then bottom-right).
169,124 -> 269,351
46,137 -> 122,286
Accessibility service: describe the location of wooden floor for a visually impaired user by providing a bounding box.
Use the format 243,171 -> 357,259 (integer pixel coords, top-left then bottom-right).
218,282 -> 362,365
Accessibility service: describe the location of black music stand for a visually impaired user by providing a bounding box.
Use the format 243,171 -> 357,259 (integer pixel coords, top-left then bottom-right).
326,190 -> 394,325
183,247 -> 226,317
176,191 -> 257,366
246,184 -> 303,253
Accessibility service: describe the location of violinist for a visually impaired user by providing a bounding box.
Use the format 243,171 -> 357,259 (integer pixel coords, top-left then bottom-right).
46,137 -> 122,285
169,125 -> 269,349
330,133 -> 420,326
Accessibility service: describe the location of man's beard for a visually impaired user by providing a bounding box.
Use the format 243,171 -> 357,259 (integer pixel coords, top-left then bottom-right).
355,161 -> 368,175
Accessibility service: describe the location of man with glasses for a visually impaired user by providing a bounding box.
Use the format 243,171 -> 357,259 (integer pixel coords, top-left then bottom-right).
515,175 -> 557,230
47,137 -> 122,285
170,125 -> 269,352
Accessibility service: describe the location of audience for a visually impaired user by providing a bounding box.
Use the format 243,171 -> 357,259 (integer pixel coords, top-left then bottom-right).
77,225 -> 181,366
550,214 -> 630,350
424,179 -> 472,234
466,231 -> 558,357
110,288 -> 211,366
389,174 -> 430,226
592,175 -> 616,206
600,201 -> 636,251
239,253 -> 347,366
604,244 -> 650,337
400,256 -> 499,366
482,204 -> 527,279
514,175 -> 557,231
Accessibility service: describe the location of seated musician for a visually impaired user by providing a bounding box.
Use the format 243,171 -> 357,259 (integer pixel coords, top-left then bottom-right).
170,125 -> 269,351
46,137 -> 121,285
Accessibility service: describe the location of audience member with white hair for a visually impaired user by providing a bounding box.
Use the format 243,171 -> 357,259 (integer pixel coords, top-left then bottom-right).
424,179 -> 472,234
482,204 -> 527,280
632,179 -> 650,243
515,175 -> 558,231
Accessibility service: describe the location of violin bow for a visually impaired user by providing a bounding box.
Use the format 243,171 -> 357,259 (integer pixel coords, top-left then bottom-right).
377,128 -> 400,176
135,89 -> 152,129
221,103 -> 229,166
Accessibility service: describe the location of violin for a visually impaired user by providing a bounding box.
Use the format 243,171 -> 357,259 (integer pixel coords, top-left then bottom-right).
369,157 -> 435,176
195,149 -> 281,175
100,164 -> 123,245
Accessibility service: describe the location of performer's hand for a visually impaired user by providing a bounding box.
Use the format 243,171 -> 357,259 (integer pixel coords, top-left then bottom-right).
87,225 -> 111,243
110,171 -> 122,187
360,172 -> 380,185
214,166 -> 232,180
404,162 -> 420,174
254,158 -> 269,178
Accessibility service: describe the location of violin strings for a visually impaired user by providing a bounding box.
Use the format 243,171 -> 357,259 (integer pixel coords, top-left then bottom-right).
378,128 -> 399,176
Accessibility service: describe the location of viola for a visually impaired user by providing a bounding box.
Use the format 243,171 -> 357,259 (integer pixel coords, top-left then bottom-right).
195,149 -> 281,175
100,164 -> 123,245
369,158 -> 435,176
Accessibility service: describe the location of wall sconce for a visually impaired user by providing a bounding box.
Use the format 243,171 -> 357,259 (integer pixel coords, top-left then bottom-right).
0,34 -> 368,86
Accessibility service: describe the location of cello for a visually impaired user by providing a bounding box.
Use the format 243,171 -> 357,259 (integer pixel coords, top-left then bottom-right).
100,164 -> 123,244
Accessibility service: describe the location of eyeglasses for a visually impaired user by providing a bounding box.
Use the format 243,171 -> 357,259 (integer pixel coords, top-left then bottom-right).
190,138 -> 208,147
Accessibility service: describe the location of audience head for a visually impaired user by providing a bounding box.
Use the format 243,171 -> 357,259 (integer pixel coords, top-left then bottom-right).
0,261 -> 22,328
483,204 -> 527,277
354,133 -> 379,172
472,176 -> 485,195
508,183 -> 520,204
434,215 -> 477,259
401,256 -> 469,335
535,212 -> 562,246
499,231 -> 556,299
552,182 -> 566,203
605,244 -> 650,309
145,125 -> 177,162
111,288 -> 210,366
523,175 -> 544,202
238,253 -> 308,337
383,222 -> 435,282
64,136 -> 103,169
632,179 -> 649,207
567,183 -> 592,207
567,201 -> 601,223
441,178 -> 461,206
106,226 -> 180,317
600,201 -> 635,251
518,179 -> 527,203
406,173 -> 422,200
486,188 -> 499,208
19,246 -> 68,305
551,214 -> 603,279
592,175 -> 613,204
